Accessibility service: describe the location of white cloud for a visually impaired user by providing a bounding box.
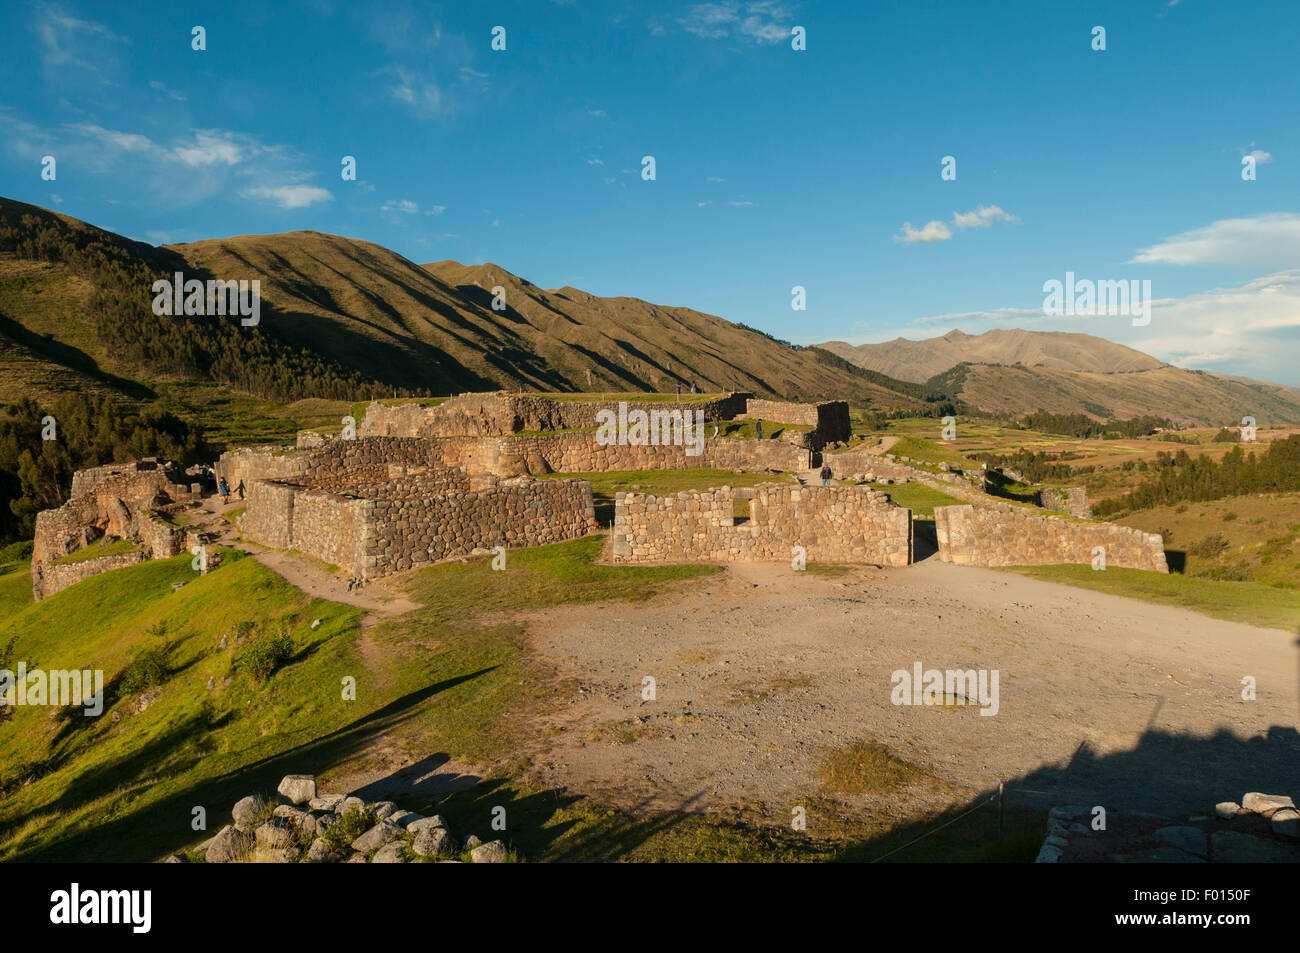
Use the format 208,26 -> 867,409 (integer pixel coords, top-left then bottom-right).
587,158 -> 605,166
241,185 -> 333,209
171,130 -> 255,167
707,176 -> 725,182
729,199 -> 754,206
36,6 -> 127,75
952,204 -> 1017,229
1247,149 -> 1272,164
678,2 -> 793,44
381,198 -> 420,214
1130,213 -> 1300,270
895,204 -> 1017,244
425,204 -> 446,216
71,122 -> 154,153
894,220 -> 953,244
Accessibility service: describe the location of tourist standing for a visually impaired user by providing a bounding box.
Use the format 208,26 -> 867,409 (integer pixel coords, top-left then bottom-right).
820,463 -> 832,486
219,477 -> 230,503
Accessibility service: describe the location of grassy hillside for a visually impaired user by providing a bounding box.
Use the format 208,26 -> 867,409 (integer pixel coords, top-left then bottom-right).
0,538 -> 726,861
169,234 -> 928,404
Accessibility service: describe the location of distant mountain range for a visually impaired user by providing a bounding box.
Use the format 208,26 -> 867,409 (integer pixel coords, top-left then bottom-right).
1,195 -> 1298,427
822,328 -> 1300,426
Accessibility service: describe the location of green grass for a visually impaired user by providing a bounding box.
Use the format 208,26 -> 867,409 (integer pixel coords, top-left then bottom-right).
884,435 -> 970,469
866,482 -> 964,518
51,538 -> 142,564
0,532 -> 1044,863
1006,564 -> 1300,632
816,740 -> 930,795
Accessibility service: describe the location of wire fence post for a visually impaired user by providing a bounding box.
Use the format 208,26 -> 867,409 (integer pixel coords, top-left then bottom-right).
997,782 -> 1005,842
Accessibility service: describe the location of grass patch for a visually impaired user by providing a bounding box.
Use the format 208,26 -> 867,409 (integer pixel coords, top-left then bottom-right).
867,482 -> 965,518
1006,564 -> 1300,631
51,538 -> 142,564
816,740 -> 929,795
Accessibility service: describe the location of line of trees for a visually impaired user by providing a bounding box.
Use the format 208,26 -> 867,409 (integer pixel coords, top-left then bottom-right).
1019,410 -> 1173,439
0,394 -> 200,543
1094,437 -> 1300,517
0,205 -> 391,403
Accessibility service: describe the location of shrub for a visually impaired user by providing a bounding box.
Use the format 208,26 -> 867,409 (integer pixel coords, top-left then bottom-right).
1188,533 -> 1230,558
324,806 -> 376,851
117,647 -> 170,696
233,627 -> 294,683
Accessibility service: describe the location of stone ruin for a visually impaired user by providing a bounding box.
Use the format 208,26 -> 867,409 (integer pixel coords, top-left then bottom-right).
27,393 -> 1173,596
30,459 -> 205,601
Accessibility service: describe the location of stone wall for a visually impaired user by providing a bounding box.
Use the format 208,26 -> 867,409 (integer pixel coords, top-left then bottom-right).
933,503 -> 1168,572
222,433 -> 809,486
31,549 -> 148,601
31,459 -> 196,600
612,483 -> 911,566
742,399 -> 851,447
364,478 -> 595,575
827,449 -> 990,504
359,392 -> 751,439
1038,486 -> 1092,519
239,475 -> 595,578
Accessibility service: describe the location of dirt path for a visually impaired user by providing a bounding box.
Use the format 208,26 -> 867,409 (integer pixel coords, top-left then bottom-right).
519,558 -> 1299,819
191,495 -> 420,627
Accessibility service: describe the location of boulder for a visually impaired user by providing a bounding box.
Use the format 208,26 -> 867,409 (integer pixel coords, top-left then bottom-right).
470,840 -> 508,864
305,838 -> 336,863
372,842 -> 408,864
1241,792 -> 1294,815
1271,808 -> 1299,841
412,826 -> 453,858
406,815 -> 448,835
277,775 -> 317,806
255,817 -> 294,849
260,846 -> 301,863
309,794 -> 345,812
163,854 -> 186,863
346,852 -> 367,863
370,801 -> 398,821
463,834 -> 482,851
389,810 -> 422,829
351,820 -> 402,854
205,825 -> 254,864
336,796 -> 366,815
232,795 -> 263,832
1035,843 -> 1062,863
1214,801 -> 1240,819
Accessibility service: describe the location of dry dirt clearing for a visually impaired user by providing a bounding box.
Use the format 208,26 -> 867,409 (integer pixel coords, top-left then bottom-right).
521,559 -> 1299,821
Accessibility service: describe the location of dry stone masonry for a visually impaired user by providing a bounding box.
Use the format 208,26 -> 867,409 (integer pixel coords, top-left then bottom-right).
612,483 -> 911,566
31,459 -> 200,600
934,502 -> 1168,572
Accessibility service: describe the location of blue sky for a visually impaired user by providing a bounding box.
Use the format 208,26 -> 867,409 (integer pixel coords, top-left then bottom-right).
2,0 -> 1298,383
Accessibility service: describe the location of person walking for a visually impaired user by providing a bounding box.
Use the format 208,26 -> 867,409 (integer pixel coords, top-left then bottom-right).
219,476 -> 230,503
820,463 -> 832,486
755,420 -> 763,440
